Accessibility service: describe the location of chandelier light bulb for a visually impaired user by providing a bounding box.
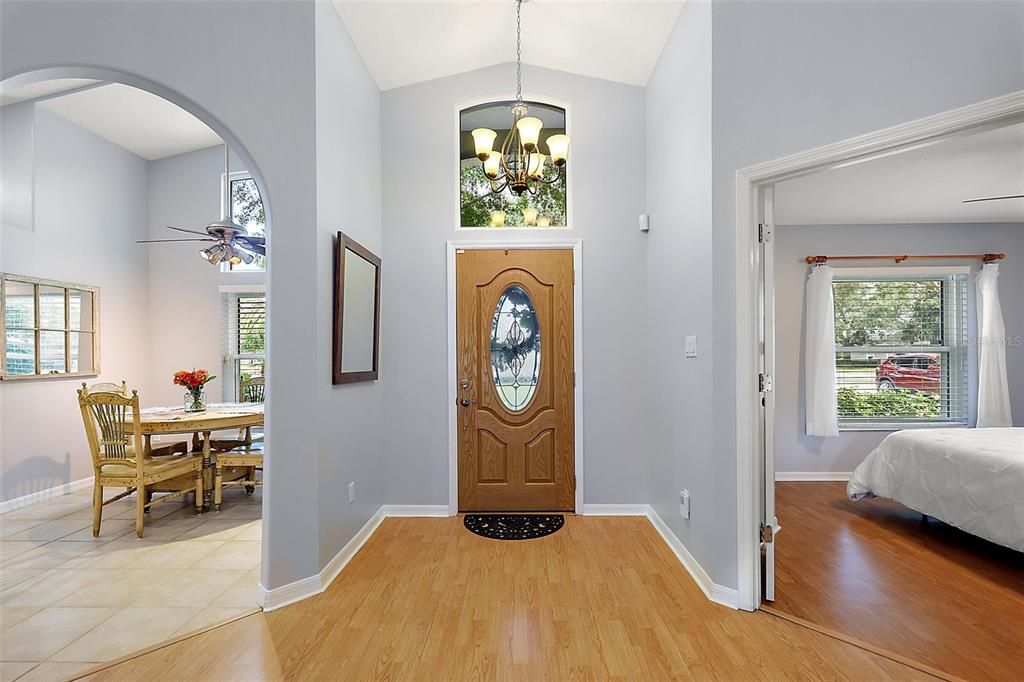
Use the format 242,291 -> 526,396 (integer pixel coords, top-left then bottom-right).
527,153 -> 546,178
546,134 -> 570,166
490,210 -> 507,227
516,117 -> 543,151
522,207 -> 539,226
483,151 -> 502,179
472,128 -> 497,160
537,216 -> 551,227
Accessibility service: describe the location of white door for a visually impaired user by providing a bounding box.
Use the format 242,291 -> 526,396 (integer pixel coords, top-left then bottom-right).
759,185 -> 779,602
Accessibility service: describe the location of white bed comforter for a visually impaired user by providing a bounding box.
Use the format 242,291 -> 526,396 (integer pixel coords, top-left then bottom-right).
847,428 -> 1024,551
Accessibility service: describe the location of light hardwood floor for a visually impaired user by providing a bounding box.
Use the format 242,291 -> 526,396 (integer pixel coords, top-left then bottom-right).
81,516 -> 933,681
772,482 -> 1023,682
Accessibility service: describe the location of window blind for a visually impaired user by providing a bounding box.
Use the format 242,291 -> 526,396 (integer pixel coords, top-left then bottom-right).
832,274 -> 968,427
223,293 -> 265,401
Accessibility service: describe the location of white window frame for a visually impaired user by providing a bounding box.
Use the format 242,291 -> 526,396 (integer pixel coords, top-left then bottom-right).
221,170 -> 266,273
454,93 -> 574,231
831,266 -> 969,431
0,273 -> 100,381
221,285 -> 265,401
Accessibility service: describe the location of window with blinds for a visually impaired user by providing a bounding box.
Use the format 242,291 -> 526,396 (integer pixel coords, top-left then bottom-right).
832,272 -> 967,428
223,293 -> 265,401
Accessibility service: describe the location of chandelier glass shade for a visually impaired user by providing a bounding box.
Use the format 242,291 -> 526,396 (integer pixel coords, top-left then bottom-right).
469,0 -> 570,197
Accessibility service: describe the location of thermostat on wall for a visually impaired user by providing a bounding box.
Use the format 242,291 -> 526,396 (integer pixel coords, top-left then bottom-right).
639,214 -> 650,232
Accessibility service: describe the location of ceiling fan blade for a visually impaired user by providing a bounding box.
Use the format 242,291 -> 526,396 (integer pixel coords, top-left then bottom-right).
165,225 -> 211,236
236,234 -> 265,245
137,238 -> 216,244
240,242 -> 267,256
963,194 -> 1024,204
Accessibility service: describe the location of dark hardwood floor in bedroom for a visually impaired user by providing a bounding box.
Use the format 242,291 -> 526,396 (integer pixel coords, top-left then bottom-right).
771,481 -> 1023,682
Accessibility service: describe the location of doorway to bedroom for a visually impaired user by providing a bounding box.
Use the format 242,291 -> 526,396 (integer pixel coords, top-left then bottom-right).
753,106 -> 1024,680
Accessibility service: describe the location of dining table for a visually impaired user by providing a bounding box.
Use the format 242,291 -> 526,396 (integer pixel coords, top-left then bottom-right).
129,402 -> 264,511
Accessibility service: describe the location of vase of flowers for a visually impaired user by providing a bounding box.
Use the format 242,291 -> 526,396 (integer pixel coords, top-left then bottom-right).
174,369 -> 216,413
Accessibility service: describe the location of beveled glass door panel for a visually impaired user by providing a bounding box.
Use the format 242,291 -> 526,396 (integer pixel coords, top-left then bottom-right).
456,249 -> 574,512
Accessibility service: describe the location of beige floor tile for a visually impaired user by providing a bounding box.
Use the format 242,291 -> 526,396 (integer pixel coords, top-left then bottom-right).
58,519 -> 135,543
0,542 -> 97,571
0,521 -> 45,540
211,570 -> 261,608
0,544 -> 42,563
189,541 -> 260,570
0,503 -> 88,522
126,539 -> 224,569
210,503 -> 262,520
1,570 -> 106,607
1,606 -> 114,661
49,606 -> 199,662
171,606 -> 255,638
14,661 -> 96,682
120,515 -> 204,542
2,520 -> 89,545
0,607 -> 42,632
0,570 -> 46,593
70,540 -> 160,570
56,569 -> 161,608
0,661 -> 36,682
234,520 -> 262,542
177,520 -> 249,542
129,568 -> 247,608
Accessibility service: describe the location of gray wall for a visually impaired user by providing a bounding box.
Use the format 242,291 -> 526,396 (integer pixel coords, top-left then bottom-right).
774,223 -> 1024,475
644,0 -> 715,581
313,0 -> 387,569
380,64 -> 649,507
0,106 -> 152,502
1,0 -> 328,591
146,145 -> 265,407
707,0 -> 1024,588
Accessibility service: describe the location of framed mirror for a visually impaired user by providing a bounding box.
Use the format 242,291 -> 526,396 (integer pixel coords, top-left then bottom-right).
332,232 -> 381,384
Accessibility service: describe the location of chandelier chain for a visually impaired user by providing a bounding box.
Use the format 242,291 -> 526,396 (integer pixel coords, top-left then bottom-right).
515,0 -> 523,103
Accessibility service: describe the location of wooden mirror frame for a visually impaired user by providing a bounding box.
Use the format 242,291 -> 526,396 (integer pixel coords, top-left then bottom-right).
332,232 -> 381,384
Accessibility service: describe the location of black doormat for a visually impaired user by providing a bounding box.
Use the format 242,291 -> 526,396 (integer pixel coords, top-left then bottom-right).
464,514 -> 564,541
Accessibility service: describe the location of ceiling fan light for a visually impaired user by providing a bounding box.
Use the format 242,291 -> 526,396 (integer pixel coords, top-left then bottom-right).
516,117 -> 543,151
238,247 -> 255,265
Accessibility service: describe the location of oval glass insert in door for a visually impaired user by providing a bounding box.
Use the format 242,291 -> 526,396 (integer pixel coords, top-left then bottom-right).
490,285 -> 541,412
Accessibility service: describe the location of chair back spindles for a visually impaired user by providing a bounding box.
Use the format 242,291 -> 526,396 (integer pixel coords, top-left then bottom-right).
78,383 -> 144,474
240,376 -> 265,403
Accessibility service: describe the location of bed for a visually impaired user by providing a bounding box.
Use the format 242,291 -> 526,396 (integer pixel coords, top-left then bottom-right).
847,427 -> 1024,552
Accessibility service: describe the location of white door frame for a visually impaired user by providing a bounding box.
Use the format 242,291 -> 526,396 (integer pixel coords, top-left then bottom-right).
446,239 -> 584,515
734,90 -> 1024,611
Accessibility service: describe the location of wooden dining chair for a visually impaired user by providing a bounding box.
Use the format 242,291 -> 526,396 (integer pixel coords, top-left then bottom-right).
214,442 -> 263,511
240,376 -> 265,403
210,376 -> 264,452
84,381 -> 189,458
78,383 -> 205,538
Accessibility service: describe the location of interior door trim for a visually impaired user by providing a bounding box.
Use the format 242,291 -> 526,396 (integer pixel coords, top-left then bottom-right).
446,239 -> 583,516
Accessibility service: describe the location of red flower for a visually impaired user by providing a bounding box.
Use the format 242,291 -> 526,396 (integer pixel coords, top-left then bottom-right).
173,369 -> 217,391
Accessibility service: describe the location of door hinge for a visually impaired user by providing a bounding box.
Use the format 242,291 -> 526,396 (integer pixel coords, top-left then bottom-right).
759,373 -> 773,393
573,475 -> 577,490
573,371 -> 576,388
573,269 -> 576,285
760,523 -> 774,544
758,223 -> 772,243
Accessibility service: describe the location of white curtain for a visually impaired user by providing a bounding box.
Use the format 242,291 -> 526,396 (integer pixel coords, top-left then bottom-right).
805,266 -> 839,437
976,263 -> 1012,427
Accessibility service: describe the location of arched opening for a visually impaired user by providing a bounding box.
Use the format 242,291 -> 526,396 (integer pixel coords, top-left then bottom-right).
0,68 -> 272,673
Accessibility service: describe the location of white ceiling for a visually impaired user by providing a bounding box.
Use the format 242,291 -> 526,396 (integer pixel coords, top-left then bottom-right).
36,83 -> 222,161
775,122 -> 1024,225
332,0 -> 686,91
0,78 -> 101,106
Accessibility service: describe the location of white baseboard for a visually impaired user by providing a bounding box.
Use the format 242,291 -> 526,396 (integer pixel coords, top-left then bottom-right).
0,476 -> 94,514
582,504 -> 650,516
775,472 -> 851,482
380,505 -> 450,517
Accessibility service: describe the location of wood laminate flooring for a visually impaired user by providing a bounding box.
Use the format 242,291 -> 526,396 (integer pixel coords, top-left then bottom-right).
772,482 -> 1023,682
81,516 -> 934,681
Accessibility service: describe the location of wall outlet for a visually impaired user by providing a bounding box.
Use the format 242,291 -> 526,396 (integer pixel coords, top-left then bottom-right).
684,336 -> 697,358
348,482 -> 356,504
680,489 -> 690,519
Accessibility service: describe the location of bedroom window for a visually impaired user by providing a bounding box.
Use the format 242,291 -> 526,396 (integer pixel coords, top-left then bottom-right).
1,275 -> 100,380
832,271 -> 968,429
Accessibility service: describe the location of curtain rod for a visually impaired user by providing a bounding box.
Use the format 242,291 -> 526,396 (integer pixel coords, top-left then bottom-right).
805,253 -> 1005,265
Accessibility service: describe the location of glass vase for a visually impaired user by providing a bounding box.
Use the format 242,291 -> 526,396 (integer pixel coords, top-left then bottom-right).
184,389 -> 207,413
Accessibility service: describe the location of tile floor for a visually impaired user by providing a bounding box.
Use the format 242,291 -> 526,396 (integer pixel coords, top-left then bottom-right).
0,486 -> 262,681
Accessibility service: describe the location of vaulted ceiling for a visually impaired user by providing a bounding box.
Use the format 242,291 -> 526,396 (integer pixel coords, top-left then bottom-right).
331,0 -> 686,90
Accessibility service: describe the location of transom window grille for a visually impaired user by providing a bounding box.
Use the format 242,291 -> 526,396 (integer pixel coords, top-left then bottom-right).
1,274 -> 99,380
226,173 -> 266,271
223,292 -> 265,400
832,272 -> 968,428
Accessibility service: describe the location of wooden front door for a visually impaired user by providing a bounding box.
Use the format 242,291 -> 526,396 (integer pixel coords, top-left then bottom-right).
456,249 -> 575,511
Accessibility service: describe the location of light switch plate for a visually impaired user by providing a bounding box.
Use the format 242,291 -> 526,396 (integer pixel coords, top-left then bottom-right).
684,335 -> 697,358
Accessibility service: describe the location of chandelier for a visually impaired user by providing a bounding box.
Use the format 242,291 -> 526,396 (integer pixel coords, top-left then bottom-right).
470,0 -> 570,197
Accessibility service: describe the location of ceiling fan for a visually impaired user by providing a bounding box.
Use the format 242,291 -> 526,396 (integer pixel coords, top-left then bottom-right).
137,146 -> 266,266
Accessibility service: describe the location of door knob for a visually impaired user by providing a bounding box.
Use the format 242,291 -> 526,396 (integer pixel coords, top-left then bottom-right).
460,397 -> 473,407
